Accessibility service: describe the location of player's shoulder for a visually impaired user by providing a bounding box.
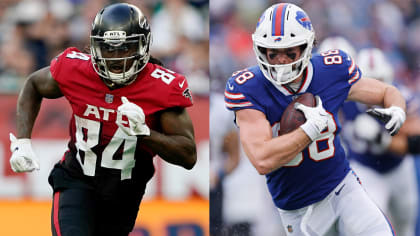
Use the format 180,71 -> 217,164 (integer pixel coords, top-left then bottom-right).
53,47 -> 91,64
145,63 -> 186,85
312,49 -> 360,84
141,63 -> 192,102
51,47 -> 90,72
226,66 -> 264,92
141,63 -> 191,100
312,49 -> 354,69
50,47 -> 93,83
144,63 -> 188,91
225,66 -> 265,111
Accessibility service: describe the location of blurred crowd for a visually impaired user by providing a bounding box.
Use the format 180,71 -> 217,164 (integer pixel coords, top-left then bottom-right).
210,0 -> 420,93
0,0 -> 209,95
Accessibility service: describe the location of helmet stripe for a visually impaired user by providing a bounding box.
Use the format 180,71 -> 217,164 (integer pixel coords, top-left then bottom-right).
272,3 -> 288,36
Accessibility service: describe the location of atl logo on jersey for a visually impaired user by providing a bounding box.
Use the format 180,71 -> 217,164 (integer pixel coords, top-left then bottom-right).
83,104 -> 128,125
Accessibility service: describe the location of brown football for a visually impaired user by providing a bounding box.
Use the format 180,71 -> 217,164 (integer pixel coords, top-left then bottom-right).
279,93 -> 316,135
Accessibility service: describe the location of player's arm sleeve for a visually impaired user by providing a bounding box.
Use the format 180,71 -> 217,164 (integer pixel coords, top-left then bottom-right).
167,75 -> 194,108
344,52 -> 362,85
224,77 -> 265,114
50,47 -> 81,84
332,50 -> 363,97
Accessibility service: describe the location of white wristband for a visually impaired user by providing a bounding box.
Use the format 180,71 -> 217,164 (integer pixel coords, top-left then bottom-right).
300,122 -> 318,141
10,138 -> 32,152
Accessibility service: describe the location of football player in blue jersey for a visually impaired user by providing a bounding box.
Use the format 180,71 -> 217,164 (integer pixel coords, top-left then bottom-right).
340,48 -> 420,236
224,3 -> 406,235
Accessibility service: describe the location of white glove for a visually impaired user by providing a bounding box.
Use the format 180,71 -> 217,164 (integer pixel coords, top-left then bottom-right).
295,96 -> 329,141
116,96 -> 150,136
353,114 -> 391,154
367,106 -> 406,136
9,133 -> 40,172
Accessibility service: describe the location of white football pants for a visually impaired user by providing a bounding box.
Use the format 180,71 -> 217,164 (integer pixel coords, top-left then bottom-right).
277,170 -> 395,236
351,156 -> 418,236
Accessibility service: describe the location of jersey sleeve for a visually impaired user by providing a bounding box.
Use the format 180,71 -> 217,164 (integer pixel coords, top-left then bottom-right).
168,76 -> 193,107
339,50 -> 362,85
224,68 -> 266,114
167,73 -> 193,108
50,47 -> 87,84
316,50 -> 363,98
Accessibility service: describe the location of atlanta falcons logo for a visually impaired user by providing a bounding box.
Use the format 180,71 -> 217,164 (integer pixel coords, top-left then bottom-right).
296,11 -> 312,30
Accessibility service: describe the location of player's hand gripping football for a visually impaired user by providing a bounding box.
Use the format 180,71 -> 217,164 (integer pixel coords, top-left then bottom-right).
366,106 -> 406,136
295,96 -> 329,141
9,133 -> 40,172
117,96 -> 150,136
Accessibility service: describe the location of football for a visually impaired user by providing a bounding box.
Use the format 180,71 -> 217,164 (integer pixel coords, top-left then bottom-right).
279,93 -> 316,135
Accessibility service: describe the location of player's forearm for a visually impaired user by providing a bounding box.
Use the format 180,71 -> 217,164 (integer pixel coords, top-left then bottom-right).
383,85 -> 406,110
387,135 -> 407,156
16,78 -> 43,138
142,130 -> 197,169
245,128 -> 311,175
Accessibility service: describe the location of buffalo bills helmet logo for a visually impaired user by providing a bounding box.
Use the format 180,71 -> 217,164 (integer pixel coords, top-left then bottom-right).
296,11 -> 312,30
257,12 -> 265,28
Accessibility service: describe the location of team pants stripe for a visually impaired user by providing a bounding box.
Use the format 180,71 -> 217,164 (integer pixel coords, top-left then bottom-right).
53,191 -> 62,236
382,211 -> 396,236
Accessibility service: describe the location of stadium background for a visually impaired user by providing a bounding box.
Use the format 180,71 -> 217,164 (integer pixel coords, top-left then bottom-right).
210,0 -> 420,235
0,0 -> 209,235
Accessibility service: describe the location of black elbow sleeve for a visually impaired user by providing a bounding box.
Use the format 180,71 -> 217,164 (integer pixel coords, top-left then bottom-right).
408,135 -> 420,154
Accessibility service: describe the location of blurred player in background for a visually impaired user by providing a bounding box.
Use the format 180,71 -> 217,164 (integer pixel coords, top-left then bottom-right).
224,3 -> 406,235
317,36 -> 357,61
210,92 -> 240,235
339,47 -> 420,236
9,3 -> 197,236
210,92 -> 285,236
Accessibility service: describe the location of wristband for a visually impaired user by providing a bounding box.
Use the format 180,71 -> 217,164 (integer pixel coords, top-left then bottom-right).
300,122 -> 318,141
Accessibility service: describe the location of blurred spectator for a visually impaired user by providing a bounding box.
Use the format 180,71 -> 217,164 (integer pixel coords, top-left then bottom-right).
151,0 -> 209,95
174,39 -> 209,95
13,0 -> 50,70
151,0 -> 206,60
0,34 -> 34,92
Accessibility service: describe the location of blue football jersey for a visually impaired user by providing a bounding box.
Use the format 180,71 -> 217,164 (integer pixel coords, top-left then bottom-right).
225,50 -> 361,210
341,82 -> 415,173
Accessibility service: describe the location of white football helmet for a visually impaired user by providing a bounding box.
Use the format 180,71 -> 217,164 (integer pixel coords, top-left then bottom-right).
317,36 -> 356,59
252,3 -> 315,85
357,48 -> 394,84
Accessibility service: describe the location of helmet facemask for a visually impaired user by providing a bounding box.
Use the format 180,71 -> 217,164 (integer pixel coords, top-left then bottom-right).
90,32 -> 151,85
90,3 -> 152,86
253,41 -> 313,85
